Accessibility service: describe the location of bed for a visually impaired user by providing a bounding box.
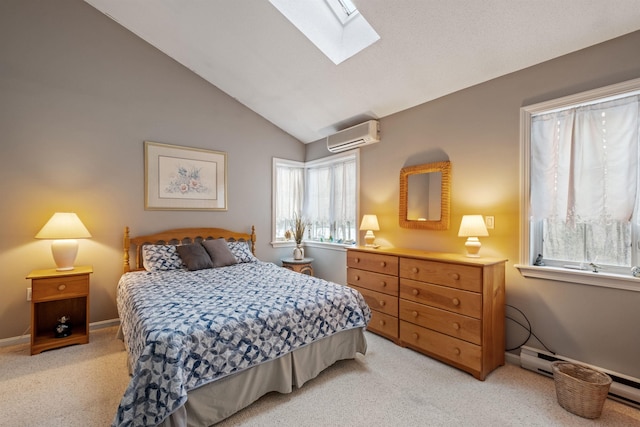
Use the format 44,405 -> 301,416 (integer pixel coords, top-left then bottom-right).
113,226 -> 371,427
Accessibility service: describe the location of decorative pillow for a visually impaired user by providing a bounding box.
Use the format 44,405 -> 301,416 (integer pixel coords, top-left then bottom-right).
142,245 -> 183,272
176,243 -> 214,271
202,238 -> 238,268
227,241 -> 258,263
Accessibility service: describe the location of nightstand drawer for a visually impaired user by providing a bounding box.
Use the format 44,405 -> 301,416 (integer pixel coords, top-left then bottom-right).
347,268 -> 398,295
399,299 -> 481,345
351,285 -> 398,317
32,275 -> 89,301
400,278 -> 481,318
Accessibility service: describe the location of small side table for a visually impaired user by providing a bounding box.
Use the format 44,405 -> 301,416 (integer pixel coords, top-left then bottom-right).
281,257 -> 314,276
26,266 -> 92,355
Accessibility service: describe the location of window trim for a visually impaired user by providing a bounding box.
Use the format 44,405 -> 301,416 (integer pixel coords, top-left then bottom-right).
517,77 -> 640,292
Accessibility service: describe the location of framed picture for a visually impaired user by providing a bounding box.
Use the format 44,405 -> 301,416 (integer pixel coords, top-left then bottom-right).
144,141 -> 227,210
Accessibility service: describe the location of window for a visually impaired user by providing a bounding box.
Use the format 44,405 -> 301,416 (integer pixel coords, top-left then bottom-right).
272,151 -> 359,246
268,0 -> 380,65
273,158 -> 304,241
518,78 -> 640,291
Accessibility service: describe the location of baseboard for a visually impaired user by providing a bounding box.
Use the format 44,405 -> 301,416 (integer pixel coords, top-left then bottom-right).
505,351 -> 520,366
89,318 -> 121,330
0,318 -> 120,348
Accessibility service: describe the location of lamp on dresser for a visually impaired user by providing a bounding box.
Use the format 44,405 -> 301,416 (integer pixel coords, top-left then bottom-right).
35,212 -> 92,271
458,214 -> 489,257
359,214 -> 380,247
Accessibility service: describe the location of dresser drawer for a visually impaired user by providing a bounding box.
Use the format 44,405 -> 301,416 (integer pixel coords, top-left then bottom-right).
32,275 -> 89,302
347,251 -> 398,276
399,299 -> 481,345
351,285 -> 398,317
399,258 -> 482,292
400,278 -> 481,318
400,321 -> 482,372
347,268 -> 398,295
367,310 -> 399,340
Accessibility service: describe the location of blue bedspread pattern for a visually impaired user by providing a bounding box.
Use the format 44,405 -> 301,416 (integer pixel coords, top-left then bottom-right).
113,261 -> 371,426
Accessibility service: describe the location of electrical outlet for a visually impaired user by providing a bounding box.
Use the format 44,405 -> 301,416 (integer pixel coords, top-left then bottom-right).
26,287 -> 32,301
485,216 -> 495,229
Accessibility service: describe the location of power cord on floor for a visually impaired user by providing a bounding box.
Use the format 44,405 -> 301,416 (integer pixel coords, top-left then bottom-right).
505,304 -> 555,354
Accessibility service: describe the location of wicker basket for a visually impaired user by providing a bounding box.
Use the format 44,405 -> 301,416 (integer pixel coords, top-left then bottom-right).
551,361 -> 612,419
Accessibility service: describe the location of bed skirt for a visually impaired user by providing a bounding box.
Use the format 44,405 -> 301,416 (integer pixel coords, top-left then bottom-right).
155,327 -> 367,427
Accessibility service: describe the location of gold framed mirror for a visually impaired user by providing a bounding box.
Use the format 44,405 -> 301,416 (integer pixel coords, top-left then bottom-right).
399,161 -> 451,230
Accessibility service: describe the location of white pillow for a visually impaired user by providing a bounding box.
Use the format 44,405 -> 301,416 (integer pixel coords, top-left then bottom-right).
142,245 -> 183,272
226,241 -> 258,263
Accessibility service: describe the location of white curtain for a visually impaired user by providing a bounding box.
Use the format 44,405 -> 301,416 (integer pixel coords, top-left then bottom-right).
304,158 -> 357,241
275,164 -> 304,238
531,95 -> 639,224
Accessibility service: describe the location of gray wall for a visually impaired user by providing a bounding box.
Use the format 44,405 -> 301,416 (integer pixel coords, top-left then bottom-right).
309,31 -> 640,378
0,0 -> 303,339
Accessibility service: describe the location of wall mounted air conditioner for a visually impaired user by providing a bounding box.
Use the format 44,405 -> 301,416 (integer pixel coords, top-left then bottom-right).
326,120 -> 380,153
520,345 -> 640,409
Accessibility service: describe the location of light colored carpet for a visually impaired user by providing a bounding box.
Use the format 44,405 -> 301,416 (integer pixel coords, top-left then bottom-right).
1,326 -> 639,427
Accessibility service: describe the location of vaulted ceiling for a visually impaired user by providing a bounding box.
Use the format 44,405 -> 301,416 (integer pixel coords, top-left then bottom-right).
84,0 -> 640,143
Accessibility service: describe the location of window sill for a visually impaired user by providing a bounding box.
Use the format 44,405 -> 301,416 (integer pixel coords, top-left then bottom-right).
271,240 -> 355,251
515,264 -> 640,292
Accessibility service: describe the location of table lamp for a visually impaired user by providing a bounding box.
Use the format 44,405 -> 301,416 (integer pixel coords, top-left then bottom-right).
458,215 -> 489,257
35,212 -> 92,270
360,214 -> 380,247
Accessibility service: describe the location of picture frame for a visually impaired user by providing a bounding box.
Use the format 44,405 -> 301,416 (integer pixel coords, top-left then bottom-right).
144,141 -> 227,211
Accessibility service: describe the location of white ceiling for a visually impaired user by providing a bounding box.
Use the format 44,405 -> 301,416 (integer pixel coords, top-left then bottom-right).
84,0 -> 640,143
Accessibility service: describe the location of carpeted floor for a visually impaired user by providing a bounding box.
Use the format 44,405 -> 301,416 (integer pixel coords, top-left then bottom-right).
1,326 -> 639,426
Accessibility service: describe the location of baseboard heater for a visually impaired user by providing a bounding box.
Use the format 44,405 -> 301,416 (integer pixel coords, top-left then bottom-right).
520,345 -> 640,409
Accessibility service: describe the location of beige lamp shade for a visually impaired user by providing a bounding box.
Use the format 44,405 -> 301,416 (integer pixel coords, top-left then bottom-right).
458,215 -> 488,257
36,213 -> 91,271
359,214 -> 380,247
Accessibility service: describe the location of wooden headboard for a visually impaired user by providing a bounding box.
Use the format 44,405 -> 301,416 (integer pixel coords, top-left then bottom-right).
123,226 -> 256,273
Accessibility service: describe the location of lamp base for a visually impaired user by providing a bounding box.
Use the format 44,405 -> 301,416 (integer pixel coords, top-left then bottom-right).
363,230 -> 376,247
51,239 -> 79,271
464,237 -> 482,258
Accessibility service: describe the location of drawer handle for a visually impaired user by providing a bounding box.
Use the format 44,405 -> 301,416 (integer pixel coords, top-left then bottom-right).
380,281 -> 387,287
355,258 -> 360,263
379,300 -> 386,307
58,284 -> 66,291
355,275 -> 360,281
379,320 -> 386,327
380,261 -> 386,267
412,311 -> 418,318
452,273 -> 460,280
452,298 -> 460,306
412,289 -> 419,296
453,347 -> 461,356
412,332 -> 419,340
453,322 -> 460,330
412,267 -> 418,273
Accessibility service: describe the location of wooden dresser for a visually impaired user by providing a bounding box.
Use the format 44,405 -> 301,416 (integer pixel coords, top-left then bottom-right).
347,247 -> 506,380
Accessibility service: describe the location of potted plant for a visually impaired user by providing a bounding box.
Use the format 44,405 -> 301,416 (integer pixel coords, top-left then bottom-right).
293,213 -> 305,259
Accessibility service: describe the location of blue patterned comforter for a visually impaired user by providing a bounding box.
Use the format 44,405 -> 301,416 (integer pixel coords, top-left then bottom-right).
113,261 -> 371,427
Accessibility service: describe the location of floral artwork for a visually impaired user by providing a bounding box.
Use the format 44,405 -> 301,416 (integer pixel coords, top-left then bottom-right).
165,166 -> 209,195
159,156 -> 215,200
145,141 -> 227,210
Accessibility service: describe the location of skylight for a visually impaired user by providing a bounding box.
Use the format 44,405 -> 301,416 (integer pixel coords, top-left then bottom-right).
269,0 -> 380,65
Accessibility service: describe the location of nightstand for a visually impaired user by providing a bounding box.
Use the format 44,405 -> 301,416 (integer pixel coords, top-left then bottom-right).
26,266 -> 92,355
281,257 -> 314,276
